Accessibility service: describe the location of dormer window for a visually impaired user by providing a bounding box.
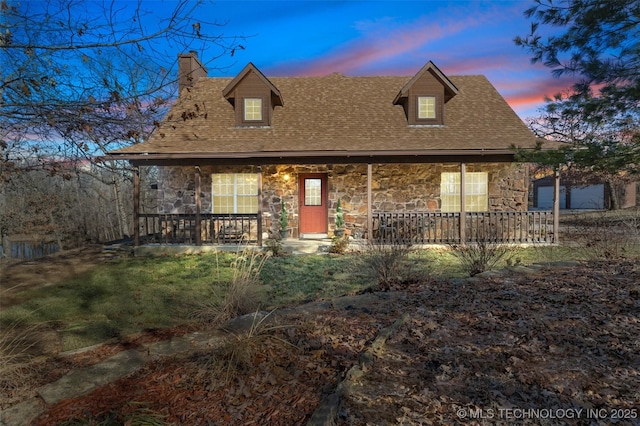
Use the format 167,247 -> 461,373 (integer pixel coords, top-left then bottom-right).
222,62 -> 283,128
393,61 -> 458,126
244,98 -> 263,121
418,96 -> 436,119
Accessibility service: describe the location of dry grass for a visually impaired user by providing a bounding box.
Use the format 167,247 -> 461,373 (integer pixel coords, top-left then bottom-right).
561,209 -> 640,260
202,310 -> 297,387
0,317 -> 43,406
193,248 -> 271,325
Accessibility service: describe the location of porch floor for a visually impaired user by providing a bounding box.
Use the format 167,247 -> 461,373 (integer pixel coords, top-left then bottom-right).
133,237 -> 333,257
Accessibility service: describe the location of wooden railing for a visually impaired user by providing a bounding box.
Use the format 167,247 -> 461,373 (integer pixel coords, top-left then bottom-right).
372,211 -> 554,244
136,211 -> 553,246
138,213 -> 260,245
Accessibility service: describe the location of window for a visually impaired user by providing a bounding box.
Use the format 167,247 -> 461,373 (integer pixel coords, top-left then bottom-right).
244,98 -> 262,121
441,172 -> 488,212
211,173 -> 258,214
304,178 -> 322,206
418,96 -> 436,119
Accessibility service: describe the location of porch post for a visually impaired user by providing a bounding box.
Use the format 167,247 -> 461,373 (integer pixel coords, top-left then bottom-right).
257,166 -> 263,246
459,162 -> 466,243
367,163 -> 373,241
133,165 -> 140,247
553,167 -> 560,243
195,166 -> 202,246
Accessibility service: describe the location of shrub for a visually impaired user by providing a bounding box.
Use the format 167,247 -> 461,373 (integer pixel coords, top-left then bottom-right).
361,240 -> 417,291
329,235 -> 349,254
264,237 -> 284,256
335,199 -> 344,229
449,239 -> 514,277
0,317 -> 42,407
278,200 -> 288,233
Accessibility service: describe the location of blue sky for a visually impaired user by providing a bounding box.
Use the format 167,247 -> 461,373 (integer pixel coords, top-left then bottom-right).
188,0 -> 574,120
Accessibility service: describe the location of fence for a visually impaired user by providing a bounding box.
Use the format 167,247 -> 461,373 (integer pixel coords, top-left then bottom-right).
138,213 -> 260,245
372,211 -> 554,244
2,237 -> 60,260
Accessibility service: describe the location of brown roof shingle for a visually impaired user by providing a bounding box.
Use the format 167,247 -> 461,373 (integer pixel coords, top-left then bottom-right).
110,71 -> 537,161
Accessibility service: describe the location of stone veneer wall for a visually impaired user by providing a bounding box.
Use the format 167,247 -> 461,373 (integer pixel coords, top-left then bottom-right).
156,162 -> 528,238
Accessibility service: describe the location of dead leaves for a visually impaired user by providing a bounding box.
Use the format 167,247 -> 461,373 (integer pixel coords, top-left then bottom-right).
339,260 -> 640,425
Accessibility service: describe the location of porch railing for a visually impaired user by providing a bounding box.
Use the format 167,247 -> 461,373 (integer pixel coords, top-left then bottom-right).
136,211 -> 553,246
138,213 -> 259,245
372,211 -> 554,244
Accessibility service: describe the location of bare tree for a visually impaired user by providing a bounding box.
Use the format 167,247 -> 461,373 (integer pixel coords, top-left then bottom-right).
1,0 -> 242,245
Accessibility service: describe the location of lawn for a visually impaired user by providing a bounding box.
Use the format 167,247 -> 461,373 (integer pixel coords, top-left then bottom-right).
0,242 -> 600,352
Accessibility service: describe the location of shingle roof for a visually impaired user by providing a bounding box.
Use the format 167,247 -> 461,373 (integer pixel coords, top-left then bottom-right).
110,71 -> 538,160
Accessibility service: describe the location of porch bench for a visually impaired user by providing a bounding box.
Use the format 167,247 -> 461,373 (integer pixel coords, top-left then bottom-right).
216,225 -> 246,243
374,216 -> 430,243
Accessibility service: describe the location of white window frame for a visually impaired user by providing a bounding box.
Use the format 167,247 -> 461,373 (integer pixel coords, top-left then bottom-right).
441,172 -> 488,212
244,98 -> 262,121
211,173 -> 258,214
418,96 -> 436,119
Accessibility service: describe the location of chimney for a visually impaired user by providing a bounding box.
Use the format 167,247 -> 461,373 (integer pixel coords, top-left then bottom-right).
178,51 -> 207,95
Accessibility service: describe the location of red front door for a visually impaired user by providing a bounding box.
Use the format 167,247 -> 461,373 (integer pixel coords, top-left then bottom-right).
299,173 -> 328,235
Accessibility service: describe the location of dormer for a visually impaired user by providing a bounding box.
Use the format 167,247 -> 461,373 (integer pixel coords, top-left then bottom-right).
393,61 -> 458,126
222,63 -> 283,127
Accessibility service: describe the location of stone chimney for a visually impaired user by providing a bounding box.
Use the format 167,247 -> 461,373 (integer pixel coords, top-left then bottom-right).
178,51 -> 207,95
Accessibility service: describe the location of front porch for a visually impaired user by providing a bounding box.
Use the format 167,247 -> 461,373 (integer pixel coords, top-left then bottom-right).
134,210 -> 555,246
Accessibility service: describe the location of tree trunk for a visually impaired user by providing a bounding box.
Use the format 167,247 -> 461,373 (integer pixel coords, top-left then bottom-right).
112,177 -> 130,239
605,179 -> 619,210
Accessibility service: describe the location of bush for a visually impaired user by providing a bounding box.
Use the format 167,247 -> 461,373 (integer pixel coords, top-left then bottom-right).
264,237 -> 284,256
0,316 -> 45,407
449,239 -> 514,277
329,235 -> 349,254
361,240 -> 418,291
202,310 -> 296,386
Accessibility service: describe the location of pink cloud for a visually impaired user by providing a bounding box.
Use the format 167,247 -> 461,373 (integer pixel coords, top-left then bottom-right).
500,77 -> 580,118
267,15 -> 479,77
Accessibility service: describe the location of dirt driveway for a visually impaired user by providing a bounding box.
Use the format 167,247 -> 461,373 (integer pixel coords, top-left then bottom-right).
0,245 -> 115,307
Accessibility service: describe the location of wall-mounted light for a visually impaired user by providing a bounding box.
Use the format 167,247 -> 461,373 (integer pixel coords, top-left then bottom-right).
283,173 -> 290,182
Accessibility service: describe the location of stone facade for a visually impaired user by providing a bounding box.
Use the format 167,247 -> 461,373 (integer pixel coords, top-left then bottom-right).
155,162 -> 528,238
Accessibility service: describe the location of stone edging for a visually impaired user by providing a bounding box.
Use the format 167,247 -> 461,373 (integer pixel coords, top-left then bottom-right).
305,313 -> 409,426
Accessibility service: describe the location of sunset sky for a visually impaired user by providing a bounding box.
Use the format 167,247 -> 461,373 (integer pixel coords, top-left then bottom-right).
193,0 -> 574,120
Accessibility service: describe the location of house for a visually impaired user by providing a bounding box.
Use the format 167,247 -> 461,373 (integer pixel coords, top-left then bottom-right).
108,52 -> 558,247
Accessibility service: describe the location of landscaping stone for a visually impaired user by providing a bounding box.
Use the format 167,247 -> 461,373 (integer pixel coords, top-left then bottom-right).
37,349 -> 147,406
0,399 -> 45,426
